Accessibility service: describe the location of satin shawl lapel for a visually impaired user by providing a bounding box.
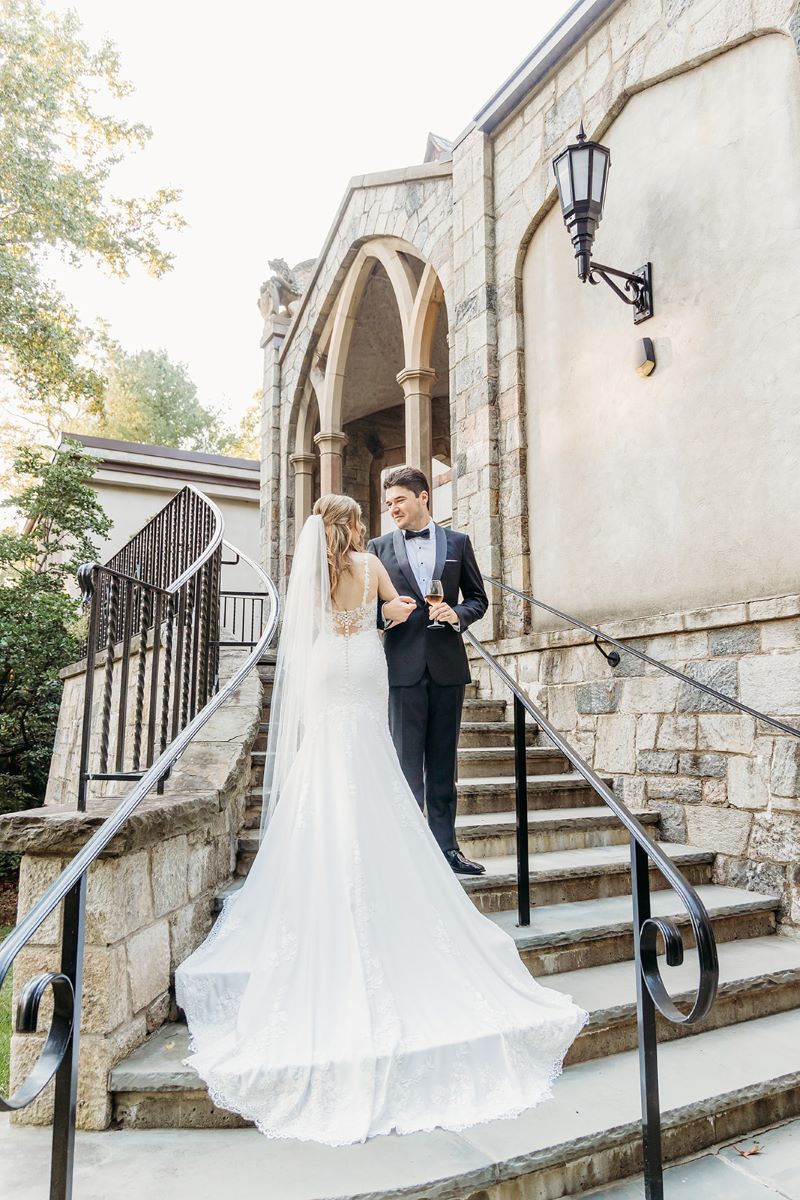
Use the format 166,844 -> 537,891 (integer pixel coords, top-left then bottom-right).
433,523 -> 447,581
392,528 -> 424,601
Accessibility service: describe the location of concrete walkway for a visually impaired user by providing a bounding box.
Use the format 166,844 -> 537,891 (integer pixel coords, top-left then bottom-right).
3,1113 -> 799,1200
582,1120 -> 800,1199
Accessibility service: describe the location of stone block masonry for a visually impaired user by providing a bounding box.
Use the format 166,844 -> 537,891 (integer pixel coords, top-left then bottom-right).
469,591 -> 800,932
0,652 -> 262,1130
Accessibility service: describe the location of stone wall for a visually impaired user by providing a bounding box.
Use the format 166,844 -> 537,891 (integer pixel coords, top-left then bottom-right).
469,591 -> 800,932
0,651 -> 261,1129
341,433 -> 373,525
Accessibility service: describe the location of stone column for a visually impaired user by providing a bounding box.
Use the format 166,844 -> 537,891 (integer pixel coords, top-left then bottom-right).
289,452 -> 316,537
314,430 -> 348,494
259,313 -> 290,579
397,367 -> 436,483
450,128 -> 499,637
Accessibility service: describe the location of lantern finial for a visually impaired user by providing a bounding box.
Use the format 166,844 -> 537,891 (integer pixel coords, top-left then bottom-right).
576,121 -> 587,143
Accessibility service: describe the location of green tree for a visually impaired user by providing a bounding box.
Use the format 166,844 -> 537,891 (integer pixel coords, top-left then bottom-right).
95,347 -> 229,451
0,440 -> 111,820
0,0 -> 182,439
216,395 -> 261,459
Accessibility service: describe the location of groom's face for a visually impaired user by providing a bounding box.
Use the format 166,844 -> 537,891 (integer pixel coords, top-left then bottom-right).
385,485 -> 429,531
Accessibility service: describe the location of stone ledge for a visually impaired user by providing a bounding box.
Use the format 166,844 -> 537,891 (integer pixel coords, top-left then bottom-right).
0,792 -> 220,858
472,589 -> 800,659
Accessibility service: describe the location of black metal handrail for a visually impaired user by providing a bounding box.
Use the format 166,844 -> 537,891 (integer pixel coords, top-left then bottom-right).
0,532 -> 279,1200
219,590 -> 269,648
488,576 -> 800,740
465,628 -> 718,1200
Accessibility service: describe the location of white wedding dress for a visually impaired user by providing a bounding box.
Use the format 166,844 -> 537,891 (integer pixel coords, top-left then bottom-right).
175,516 -> 587,1146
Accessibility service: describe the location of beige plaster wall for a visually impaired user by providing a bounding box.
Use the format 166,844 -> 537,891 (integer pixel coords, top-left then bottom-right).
88,478 -> 260,592
522,33 -> 800,626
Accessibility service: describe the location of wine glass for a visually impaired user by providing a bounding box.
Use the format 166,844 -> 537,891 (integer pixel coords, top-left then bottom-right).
426,579 -> 445,629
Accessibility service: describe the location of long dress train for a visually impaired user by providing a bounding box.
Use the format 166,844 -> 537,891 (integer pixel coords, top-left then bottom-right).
175,535 -> 587,1146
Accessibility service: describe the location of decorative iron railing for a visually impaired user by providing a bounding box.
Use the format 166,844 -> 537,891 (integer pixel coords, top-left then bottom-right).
0,486 -> 279,1200
75,486 -> 223,803
474,576 -> 800,1200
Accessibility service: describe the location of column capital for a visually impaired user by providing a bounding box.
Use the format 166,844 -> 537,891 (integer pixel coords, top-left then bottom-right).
289,453 -> 316,475
396,366 -> 437,395
313,430 -> 348,452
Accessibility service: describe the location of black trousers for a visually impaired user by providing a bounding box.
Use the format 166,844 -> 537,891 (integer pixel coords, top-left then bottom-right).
388,669 -> 465,853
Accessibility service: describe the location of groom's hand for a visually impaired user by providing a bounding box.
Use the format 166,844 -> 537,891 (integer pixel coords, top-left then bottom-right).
428,601 -> 460,628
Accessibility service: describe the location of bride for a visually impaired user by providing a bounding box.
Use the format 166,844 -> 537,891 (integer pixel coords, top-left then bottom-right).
175,494 -> 587,1146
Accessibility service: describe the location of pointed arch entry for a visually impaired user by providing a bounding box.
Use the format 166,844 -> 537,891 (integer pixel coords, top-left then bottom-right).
289,237 -> 450,538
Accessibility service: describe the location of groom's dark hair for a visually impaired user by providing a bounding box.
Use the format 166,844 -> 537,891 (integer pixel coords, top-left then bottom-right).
383,466 -> 430,502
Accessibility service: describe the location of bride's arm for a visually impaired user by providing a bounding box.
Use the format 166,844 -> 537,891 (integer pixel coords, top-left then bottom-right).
373,557 -> 415,625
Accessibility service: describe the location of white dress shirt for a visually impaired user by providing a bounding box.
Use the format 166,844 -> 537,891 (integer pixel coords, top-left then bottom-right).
404,518 -> 437,598
382,519 -> 450,629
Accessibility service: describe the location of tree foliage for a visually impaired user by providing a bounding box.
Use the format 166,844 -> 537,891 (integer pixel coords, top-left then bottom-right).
94,347 -> 230,452
0,440 -> 111,817
0,0 -> 183,437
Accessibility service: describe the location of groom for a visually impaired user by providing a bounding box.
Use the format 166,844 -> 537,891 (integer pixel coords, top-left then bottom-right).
368,466 -> 489,875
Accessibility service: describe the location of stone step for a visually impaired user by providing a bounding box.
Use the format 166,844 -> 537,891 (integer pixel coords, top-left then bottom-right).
245,744 -> 567,788
456,773 -> 612,815
113,933 -> 798,1116
239,771 -> 607,826
253,718 -> 537,756
559,933 -> 800,1065
491,883 -> 779,976
455,806 -> 659,858
108,1011 -> 800,1200
235,806 -> 652,864
458,720 -> 537,748
232,831 -> 713,909
460,842 -> 714,913
241,803 -> 659,843
457,745 -> 569,778
461,697 -> 506,723
464,679 -> 479,699
211,882 -> 777,978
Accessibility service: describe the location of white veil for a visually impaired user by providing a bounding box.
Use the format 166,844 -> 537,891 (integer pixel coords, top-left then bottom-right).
259,514 -> 330,840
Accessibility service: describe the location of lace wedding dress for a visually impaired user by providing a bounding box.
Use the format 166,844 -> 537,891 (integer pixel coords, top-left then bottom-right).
175,516 -> 587,1146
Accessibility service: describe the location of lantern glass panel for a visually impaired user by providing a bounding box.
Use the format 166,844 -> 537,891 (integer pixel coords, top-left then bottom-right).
591,149 -> 609,203
555,154 -> 572,210
571,147 -> 591,201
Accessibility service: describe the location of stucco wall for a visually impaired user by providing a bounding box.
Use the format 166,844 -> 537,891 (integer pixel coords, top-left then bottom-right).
88,479 -> 260,593
522,32 -> 800,626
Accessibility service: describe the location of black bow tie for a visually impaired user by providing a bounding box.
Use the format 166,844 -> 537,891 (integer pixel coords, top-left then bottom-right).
405,528 -> 430,540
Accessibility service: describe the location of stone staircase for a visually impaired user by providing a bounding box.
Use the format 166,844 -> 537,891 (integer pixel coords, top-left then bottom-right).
108,671 -> 800,1198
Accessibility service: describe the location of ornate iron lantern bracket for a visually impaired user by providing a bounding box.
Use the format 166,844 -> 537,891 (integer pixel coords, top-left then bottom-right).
588,261 -> 654,324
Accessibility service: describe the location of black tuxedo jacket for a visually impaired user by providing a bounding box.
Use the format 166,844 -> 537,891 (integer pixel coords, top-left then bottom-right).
367,524 -> 488,687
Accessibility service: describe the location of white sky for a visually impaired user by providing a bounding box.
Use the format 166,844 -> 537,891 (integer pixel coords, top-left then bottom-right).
51,0 -> 574,424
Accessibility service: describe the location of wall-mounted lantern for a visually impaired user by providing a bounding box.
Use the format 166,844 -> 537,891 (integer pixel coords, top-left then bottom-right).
552,122 -> 653,324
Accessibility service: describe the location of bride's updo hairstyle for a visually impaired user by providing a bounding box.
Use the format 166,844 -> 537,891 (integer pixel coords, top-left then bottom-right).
312,494 -> 366,595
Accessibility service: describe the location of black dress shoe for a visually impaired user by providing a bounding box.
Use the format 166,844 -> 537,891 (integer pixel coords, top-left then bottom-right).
445,849 -> 486,876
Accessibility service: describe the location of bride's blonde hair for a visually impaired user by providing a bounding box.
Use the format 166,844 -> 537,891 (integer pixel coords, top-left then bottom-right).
313,494 -> 366,595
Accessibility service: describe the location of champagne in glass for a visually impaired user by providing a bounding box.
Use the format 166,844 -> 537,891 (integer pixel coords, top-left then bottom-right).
426,579 -> 445,629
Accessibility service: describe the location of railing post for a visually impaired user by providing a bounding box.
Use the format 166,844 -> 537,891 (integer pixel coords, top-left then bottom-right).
76,566 -> 100,813
49,875 -> 87,1200
513,694 -> 531,927
630,836 -> 664,1199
